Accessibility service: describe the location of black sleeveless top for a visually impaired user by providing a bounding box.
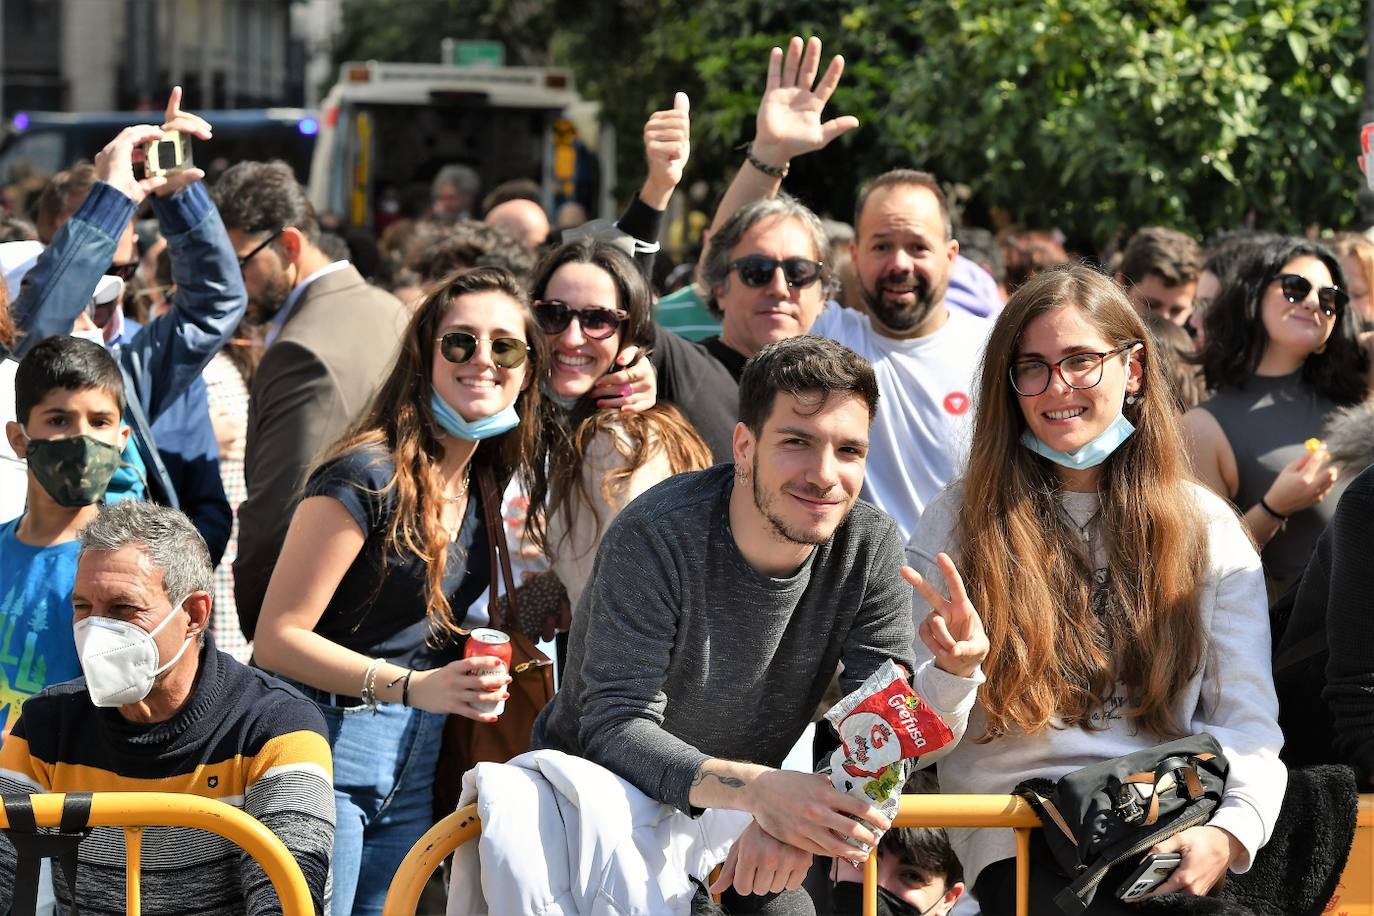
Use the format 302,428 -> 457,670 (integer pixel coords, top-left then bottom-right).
1198,371 -> 1350,583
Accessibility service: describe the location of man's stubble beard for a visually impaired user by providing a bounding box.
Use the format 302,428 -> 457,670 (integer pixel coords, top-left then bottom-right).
751,453 -> 846,547
248,267 -> 293,325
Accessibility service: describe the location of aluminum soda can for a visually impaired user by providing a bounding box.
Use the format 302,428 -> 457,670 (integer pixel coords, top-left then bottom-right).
464,628 -> 511,716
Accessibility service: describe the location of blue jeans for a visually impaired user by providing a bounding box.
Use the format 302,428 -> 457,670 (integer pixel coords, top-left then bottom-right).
295,685 -> 446,916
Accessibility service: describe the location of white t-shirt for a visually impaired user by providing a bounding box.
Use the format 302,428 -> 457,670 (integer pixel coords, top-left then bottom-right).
810,302 -> 991,540
0,358 -> 24,523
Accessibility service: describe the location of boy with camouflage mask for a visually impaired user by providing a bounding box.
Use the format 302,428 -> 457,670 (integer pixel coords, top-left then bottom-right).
0,335 -> 128,736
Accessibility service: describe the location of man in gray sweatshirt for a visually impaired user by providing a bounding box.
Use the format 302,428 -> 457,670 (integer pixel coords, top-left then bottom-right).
534,335 -> 916,914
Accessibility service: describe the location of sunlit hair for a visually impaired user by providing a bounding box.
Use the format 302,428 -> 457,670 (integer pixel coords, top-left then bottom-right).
525,239 -> 711,549
1198,236 -> 1368,406
958,264 -> 1208,741
323,267 -> 546,641
0,279 -> 15,350
1332,232 -> 1374,323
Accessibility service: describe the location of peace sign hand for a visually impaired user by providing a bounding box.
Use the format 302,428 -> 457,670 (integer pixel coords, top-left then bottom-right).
902,553 -> 989,679
751,36 -> 860,167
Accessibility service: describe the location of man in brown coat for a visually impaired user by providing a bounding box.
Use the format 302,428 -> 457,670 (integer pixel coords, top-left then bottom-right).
214,161 -> 407,637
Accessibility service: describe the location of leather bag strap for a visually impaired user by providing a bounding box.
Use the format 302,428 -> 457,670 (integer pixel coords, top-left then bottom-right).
476,468 -> 519,629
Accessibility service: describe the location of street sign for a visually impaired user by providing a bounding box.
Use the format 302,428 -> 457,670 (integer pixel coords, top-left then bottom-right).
442,39 -> 506,68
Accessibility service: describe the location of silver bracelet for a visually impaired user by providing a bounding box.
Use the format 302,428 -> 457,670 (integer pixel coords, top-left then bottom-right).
362,658 -> 383,712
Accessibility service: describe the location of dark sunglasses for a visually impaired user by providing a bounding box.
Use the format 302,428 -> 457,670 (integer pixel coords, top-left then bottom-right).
106,261 -> 139,282
435,331 -> 529,368
532,299 -> 626,340
728,255 -> 824,289
238,228 -> 285,268
1277,273 -> 1348,318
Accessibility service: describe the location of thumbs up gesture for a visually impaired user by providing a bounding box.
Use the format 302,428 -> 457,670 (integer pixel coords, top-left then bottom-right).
642,92 -> 691,207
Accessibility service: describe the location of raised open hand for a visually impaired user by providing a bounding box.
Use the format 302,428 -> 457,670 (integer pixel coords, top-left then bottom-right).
903,553 -> 989,679
751,36 -> 860,169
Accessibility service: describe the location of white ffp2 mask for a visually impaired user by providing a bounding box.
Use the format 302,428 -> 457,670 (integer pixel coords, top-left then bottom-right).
73,599 -> 194,707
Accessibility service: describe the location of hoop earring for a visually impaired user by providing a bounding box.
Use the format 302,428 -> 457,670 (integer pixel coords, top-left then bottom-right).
1314,342 -> 1328,356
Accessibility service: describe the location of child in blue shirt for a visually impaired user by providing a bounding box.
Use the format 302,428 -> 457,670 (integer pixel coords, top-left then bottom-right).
0,336 -> 128,736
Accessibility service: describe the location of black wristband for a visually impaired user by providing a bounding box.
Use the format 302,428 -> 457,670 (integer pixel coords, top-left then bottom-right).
401,669 -> 413,707
1258,496 -> 1288,522
746,147 -> 789,179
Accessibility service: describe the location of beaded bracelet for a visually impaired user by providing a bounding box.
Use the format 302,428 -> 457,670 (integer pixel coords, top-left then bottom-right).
745,146 -> 789,179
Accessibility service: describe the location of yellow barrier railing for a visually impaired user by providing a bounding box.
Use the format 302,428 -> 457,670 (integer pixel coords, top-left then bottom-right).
0,792 -> 315,916
382,804 -> 482,916
384,794 -> 1374,916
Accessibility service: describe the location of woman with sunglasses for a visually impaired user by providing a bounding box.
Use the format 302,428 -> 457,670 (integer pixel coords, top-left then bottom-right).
905,265 -> 1283,913
252,267 -> 544,915
1183,236 -> 1371,597
525,237 -> 712,618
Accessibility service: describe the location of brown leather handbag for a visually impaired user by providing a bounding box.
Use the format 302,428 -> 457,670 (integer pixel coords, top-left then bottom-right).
433,468 -> 556,818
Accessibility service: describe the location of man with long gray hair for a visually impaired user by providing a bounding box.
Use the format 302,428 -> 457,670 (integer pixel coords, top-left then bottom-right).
0,500 -> 335,915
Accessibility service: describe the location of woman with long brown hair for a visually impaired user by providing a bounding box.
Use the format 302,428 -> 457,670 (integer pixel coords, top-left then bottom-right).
526,237 -> 711,614
253,267 -> 545,915
903,265 -> 1284,914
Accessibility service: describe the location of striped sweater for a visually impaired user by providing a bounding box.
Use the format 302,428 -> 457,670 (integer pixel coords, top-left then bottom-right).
0,634 -> 335,914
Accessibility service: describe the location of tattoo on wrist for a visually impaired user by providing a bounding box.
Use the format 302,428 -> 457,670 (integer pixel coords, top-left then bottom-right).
692,770 -> 746,790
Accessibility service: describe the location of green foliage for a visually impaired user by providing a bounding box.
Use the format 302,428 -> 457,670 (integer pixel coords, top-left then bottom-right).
886,0 -> 1366,243
334,0 -> 1368,246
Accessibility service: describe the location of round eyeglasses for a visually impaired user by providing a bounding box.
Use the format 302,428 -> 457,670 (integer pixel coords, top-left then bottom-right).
1010,342 -> 1140,397
435,332 -> 529,368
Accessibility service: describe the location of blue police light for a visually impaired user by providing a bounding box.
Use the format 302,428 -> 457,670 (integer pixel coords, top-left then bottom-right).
12,112 -> 29,131
297,117 -> 319,136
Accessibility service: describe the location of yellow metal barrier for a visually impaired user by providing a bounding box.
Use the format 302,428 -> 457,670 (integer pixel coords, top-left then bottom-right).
386,794 -> 1374,916
382,804 -> 482,916
0,792 -> 315,916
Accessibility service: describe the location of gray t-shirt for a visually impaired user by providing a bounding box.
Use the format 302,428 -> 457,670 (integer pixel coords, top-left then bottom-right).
532,464 -> 916,814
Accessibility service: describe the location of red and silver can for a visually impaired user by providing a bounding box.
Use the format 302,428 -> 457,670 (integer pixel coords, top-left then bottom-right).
464,628 -> 511,716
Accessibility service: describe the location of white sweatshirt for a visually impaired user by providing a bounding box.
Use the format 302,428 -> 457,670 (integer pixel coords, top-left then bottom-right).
906,480 -> 1287,903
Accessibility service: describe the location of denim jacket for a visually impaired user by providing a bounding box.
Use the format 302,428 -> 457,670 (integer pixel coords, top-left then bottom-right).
6,180 -> 247,507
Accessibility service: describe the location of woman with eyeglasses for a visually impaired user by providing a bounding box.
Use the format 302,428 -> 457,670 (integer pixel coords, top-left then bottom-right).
905,265 -> 1283,914
1183,236 -> 1371,597
524,237 -> 712,620
251,267 -> 545,915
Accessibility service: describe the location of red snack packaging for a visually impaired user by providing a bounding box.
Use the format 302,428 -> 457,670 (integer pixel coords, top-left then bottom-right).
821,660 -> 954,847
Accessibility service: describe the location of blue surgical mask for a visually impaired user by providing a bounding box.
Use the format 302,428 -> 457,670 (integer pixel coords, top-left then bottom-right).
1020,410 -> 1136,470
430,387 -> 520,441
542,386 -> 579,411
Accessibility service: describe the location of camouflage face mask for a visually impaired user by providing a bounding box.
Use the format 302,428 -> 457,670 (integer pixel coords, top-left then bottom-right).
23,433 -> 122,507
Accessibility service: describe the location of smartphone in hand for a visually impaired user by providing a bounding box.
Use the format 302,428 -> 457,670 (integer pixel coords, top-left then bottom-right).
1117,852 -> 1182,901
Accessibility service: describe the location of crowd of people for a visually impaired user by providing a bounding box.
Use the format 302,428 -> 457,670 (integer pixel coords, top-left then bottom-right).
0,31 -> 1370,916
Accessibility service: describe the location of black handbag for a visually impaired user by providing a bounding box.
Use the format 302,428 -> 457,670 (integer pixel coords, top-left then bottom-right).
1014,734 -> 1230,914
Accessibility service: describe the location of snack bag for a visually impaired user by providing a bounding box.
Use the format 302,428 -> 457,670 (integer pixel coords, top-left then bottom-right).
820,659 -> 954,849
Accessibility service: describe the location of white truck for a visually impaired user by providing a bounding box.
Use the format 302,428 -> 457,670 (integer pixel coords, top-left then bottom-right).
307,60 -> 614,229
